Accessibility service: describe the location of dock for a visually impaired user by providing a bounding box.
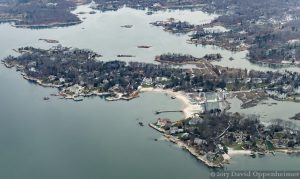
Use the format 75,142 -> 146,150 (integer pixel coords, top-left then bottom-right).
155,110 -> 183,114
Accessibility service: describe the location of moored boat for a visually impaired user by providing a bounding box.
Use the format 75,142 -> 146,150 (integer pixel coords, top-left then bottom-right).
73,97 -> 84,102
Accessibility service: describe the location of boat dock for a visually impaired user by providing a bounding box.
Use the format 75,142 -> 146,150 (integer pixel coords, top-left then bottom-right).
155,110 -> 183,114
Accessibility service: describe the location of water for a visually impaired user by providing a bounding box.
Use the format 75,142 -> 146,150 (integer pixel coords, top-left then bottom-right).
228,97 -> 300,128
227,153 -> 300,170
0,4 -> 299,73
1,65 -> 211,179
1,64 -> 300,178
0,4 -> 300,179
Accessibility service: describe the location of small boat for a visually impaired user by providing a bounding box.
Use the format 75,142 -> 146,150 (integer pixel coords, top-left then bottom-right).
270,151 -> 275,156
258,152 -> 265,156
74,97 -> 84,102
171,96 -> 176,99
43,97 -> 50,100
154,138 -> 158,141
137,45 -> 152,48
117,55 -> 135,57
138,122 -> 144,126
146,11 -> 153,15
77,11 -> 86,15
120,25 -> 133,28
250,151 -> 256,158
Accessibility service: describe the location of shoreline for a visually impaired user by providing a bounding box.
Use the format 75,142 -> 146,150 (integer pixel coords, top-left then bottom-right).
11,21 -> 82,29
149,123 -> 223,168
139,87 -> 201,118
3,63 -> 300,168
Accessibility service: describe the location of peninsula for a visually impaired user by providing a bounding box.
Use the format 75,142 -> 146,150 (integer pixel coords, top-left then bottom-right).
2,46 -> 300,167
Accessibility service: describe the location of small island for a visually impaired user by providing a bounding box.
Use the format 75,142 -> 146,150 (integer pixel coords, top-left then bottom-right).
38,38 -> 60,44
150,19 -> 195,34
155,53 -> 222,64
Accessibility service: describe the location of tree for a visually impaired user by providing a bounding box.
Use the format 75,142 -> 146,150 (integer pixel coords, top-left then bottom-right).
223,146 -> 228,154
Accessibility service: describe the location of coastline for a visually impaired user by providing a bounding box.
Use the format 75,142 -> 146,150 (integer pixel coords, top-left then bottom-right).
11,21 -> 82,29
139,87 -> 201,118
149,123 -> 223,168
3,63 -> 300,168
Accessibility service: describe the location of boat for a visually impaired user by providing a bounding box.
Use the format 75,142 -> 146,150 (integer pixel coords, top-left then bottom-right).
171,96 -> 176,99
137,45 -> 152,48
138,122 -> 144,126
117,55 -> 135,57
120,25 -> 133,28
146,11 -> 153,15
270,151 -> 275,156
258,152 -> 265,156
73,97 -> 84,102
43,97 -> 50,100
250,151 -> 256,158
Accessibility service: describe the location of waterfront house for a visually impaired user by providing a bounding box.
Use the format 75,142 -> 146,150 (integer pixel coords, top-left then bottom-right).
156,118 -> 172,129
181,133 -> 190,140
142,77 -> 153,86
169,127 -> 184,134
206,152 -> 215,162
188,118 -> 202,125
194,138 -> 207,146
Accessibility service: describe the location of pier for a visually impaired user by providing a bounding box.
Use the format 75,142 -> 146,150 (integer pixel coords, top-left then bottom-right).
155,110 -> 183,115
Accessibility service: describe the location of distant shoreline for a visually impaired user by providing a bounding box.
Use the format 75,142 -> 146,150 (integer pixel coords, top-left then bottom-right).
11,21 -> 82,29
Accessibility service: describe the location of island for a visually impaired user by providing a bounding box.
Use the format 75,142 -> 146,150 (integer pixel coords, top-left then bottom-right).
0,0 -> 87,28
38,38 -> 60,44
2,0 -> 300,66
155,53 -> 222,64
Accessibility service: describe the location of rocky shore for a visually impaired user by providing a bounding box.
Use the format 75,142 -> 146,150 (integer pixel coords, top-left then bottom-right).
149,123 -> 223,168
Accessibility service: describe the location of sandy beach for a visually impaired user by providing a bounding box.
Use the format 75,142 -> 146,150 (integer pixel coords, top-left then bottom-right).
228,148 -> 252,156
139,87 -> 202,118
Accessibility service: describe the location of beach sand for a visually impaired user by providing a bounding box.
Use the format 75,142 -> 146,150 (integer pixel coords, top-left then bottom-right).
228,148 -> 252,156
139,87 -> 202,118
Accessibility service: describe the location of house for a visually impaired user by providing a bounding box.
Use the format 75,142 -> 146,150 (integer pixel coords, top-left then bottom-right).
180,133 -> 190,140
170,127 -> 179,135
59,78 -> 66,83
188,118 -> 202,125
169,127 -> 184,134
194,138 -> 207,145
29,67 -> 36,72
216,144 -> 225,154
206,152 -> 215,162
142,77 -> 153,86
156,118 -> 172,129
